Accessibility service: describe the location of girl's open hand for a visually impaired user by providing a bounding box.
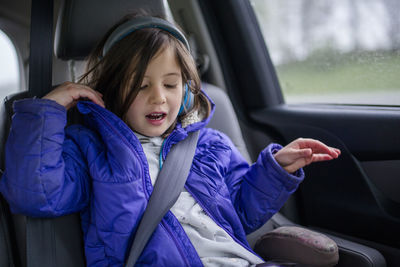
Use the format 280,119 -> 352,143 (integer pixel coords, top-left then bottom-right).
274,138 -> 341,174
43,82 -> 105,110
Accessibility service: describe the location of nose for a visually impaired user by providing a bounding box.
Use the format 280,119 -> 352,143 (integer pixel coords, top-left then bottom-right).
148,85 -> 166,105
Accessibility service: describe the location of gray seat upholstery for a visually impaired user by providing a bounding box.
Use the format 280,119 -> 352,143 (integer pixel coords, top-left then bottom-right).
203,83 -> 251,163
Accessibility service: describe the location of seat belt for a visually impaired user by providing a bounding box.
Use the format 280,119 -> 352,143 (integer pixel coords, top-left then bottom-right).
26,0 -> 56,266
29,0 -> 54,97
125,130 -> 200,267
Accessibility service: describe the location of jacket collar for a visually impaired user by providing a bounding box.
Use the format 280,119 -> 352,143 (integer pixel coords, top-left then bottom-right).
76,90 -> 215,151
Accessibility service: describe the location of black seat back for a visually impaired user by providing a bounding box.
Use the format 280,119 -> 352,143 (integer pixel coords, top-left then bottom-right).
0,194 -> 17,266
55,0 -> 169,60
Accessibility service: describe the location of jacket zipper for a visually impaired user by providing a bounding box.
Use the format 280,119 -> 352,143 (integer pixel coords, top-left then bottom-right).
160,131 -> 178,162
162,219 -> 191,267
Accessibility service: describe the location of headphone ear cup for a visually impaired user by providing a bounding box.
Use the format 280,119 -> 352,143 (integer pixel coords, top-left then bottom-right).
178,83 -> 194,115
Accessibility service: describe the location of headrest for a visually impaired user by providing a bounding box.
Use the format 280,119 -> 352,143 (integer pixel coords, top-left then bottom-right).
54,0 -> 168,60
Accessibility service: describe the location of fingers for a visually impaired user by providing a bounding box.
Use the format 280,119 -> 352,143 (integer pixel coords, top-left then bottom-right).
276,138 -> 341,173
283,157 -> 312,174
311,153 -> 335,163
293,148 -> 312,159
282,153 -> 336,173
43,82 -> 105,109
333,148 -> 341,156
295,138 -> 341,163
294,138 -> 340,158
71,85 -> 105,108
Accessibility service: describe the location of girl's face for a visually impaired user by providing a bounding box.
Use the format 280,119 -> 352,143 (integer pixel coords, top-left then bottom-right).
126,47 -> 183,137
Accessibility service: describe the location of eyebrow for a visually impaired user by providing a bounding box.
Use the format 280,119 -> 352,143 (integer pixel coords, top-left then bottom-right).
144,73 -> 181,78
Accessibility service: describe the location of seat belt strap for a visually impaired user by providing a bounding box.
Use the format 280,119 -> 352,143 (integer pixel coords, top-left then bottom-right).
125,130 -> 200,267
26,0 -> 55,266
28,0 -> 53,98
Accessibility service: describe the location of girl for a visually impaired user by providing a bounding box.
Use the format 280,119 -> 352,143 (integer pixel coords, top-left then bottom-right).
0,15 -> 340,266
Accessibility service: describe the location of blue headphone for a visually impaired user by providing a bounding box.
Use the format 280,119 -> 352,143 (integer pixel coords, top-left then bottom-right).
103,16 -> 195,115
178,82 -> 194,115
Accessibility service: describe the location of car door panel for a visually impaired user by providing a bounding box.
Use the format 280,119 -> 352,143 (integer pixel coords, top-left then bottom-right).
250,105 -> 400,248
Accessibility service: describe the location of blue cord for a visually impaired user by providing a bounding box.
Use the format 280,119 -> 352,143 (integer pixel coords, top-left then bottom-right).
159,139 -> 166,170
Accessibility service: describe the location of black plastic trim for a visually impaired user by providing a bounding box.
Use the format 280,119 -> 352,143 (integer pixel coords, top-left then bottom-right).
198,0 -> 283,111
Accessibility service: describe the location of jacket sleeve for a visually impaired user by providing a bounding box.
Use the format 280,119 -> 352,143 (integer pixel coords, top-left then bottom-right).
221,132 -> 305,234
0,98 -> 91,217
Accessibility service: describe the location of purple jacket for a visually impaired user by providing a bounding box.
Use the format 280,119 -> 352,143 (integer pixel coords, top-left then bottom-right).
0,98 -> 304,266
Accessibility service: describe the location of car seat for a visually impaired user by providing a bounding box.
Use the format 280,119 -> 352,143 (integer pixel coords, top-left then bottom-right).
0,0 -> 387,266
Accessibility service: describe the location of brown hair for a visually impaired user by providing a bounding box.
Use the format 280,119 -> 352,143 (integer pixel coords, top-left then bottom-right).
79,14 -> 211,132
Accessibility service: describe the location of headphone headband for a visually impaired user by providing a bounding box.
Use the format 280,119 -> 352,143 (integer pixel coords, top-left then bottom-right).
102,16 -> 190,56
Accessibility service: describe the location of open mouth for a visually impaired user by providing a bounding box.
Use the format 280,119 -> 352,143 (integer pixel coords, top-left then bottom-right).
145,112 -> 166,121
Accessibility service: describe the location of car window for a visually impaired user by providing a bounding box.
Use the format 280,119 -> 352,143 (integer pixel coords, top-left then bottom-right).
0,30 -> 20,101
250,0 -> 400,106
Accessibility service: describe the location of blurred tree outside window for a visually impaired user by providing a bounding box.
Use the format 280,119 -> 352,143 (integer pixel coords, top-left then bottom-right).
0,30 -> 20,102
251,0 -> 400,105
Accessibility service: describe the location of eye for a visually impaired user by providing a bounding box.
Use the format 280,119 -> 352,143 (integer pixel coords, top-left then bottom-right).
139,84 -> 148,90
165,84 -> 178,89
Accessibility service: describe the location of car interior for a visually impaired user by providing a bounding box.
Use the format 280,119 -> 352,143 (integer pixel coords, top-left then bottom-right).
0,0 -> 399,266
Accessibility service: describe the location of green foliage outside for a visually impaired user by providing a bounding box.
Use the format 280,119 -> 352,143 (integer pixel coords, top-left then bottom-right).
276,50 -> 400,96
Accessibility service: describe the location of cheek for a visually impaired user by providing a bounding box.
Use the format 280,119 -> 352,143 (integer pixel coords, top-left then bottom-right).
125,100 -> 140,125
173,89 -> 184,111
124,107 -> 135,127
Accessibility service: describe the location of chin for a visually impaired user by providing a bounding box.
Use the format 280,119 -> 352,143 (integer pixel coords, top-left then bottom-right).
146,133 -> 162,137
142,129 -> 166,137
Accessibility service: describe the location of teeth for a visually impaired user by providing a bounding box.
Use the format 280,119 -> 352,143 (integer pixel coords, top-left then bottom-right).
147,113 -> 164,120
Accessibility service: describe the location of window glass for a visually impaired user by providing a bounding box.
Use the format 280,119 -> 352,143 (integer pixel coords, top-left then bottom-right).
0,30 -> 20,101
250,0 -> 400,105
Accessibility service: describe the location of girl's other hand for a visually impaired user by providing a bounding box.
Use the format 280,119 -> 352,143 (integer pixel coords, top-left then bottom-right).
274,138 -> 341,174
43,82 -> 105,110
